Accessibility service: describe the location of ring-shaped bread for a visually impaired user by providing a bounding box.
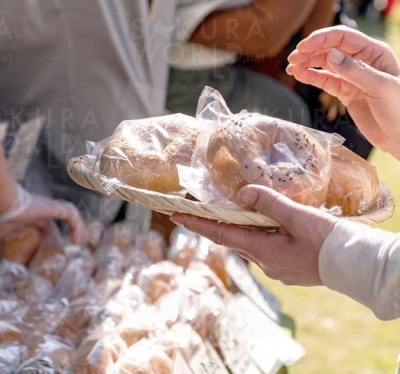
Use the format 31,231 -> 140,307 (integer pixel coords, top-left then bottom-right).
99,114 -> 203,193
206,113 -> 331,207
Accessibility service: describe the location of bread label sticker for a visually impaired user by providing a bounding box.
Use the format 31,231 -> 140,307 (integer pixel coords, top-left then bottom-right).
226,253 -> 279,321
217,317 -> 263,374
189,340 -> 229,374
225,294 -> 305,371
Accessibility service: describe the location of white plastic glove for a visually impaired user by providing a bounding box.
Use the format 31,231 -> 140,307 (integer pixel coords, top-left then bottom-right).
0,183 -> 85,244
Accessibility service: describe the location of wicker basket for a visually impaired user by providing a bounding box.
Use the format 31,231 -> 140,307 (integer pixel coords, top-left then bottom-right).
67,156 -> 395,228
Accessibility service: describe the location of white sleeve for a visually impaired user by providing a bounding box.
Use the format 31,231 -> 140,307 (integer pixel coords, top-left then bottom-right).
319,219 -> 400,321
174,0 -> 254,43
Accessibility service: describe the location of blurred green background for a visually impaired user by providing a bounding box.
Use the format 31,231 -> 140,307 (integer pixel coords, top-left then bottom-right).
254,3 -> 400,373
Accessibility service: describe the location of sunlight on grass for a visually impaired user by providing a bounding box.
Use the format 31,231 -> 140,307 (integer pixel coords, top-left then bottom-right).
253,265 -> 400,374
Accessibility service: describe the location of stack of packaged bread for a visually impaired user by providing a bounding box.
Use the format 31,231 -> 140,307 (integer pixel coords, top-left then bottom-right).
0,221 -> 303,373
95,87 -> 382,218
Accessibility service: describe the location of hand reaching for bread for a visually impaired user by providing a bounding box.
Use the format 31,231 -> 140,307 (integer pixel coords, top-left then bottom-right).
0,183 -> 84,245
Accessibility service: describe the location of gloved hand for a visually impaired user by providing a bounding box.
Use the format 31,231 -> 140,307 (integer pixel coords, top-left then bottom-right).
0,183 -> 85,244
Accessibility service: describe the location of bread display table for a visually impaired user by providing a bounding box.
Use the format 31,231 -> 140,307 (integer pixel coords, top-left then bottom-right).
0,222 -> 304,373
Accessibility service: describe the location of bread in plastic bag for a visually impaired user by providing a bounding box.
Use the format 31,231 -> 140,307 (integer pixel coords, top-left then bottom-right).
27,230 -> 68,285
17,334 -> 74,373
117,304 -> 166,348
111,338 -> 173,374
68,328 -> 127,373
135,261 -> 184,304
0,226 -> 40,265
326,143 -> 380,216
168,226 -> 200,270
154,264 -> 227,340
92,113 -> 205,195
179,86 -> 337,209
154,323 -> 203,362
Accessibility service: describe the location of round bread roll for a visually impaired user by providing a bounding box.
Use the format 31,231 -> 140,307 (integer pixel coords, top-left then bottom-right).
198,241 -> 229,288
70,330 -> 127,373
156,324 -> 203,361
99,113 -> 203,193
137,230 -> 166,264
206,113 -> 331,207
119,326 -> 150,348
326,144 -> 380,216
168,227 -> 199,270
28,232 -> 67,285
136,261 -> 183,303
115,340 -> 173,374
0,226 -> 40,265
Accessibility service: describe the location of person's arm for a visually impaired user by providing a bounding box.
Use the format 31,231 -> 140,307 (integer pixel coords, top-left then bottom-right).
170,184 -> 400,320
189,0 -> 319,57
320,219 -> 400,320
286,25 -> 400,161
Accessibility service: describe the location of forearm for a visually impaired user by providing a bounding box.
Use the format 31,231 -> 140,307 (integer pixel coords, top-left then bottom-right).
319,219 -> 400,320
0,147 -> 17,214
189,0 -> 318,57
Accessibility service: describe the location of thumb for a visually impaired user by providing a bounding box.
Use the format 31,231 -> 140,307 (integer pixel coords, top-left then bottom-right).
238,185 -> 338,237
238,185 -> 306,230
327,48 -> 388,95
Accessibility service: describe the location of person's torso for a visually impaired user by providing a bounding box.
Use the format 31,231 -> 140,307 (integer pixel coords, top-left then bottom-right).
0,0 -> 176,157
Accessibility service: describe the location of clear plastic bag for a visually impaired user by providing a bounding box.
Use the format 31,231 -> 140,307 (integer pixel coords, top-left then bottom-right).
326,143 -> 380,216
179,86 -> 341,209
87,113 -> 205,195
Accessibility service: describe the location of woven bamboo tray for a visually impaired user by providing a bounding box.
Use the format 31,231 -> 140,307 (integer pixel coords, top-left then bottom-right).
67,156 -> 395,228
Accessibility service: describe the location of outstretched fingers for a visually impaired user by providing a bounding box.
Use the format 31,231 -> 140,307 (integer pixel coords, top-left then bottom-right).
287,62 -> 346,98
295,26 -> 375,60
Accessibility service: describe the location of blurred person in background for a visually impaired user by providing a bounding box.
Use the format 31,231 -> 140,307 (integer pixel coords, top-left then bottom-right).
158,0 -> 340,243
0,0 -> 176,234
238,0 -> 374,159
166,0 -> 337,127
355,0 -> 395,17
168,0 -> 373,158
170,25 -> 400,373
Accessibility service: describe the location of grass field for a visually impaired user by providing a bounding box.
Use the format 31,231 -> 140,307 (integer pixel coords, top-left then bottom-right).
253,5 -> 400,373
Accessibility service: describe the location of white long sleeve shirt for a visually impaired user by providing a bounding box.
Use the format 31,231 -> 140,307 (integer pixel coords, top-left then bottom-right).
320,219 -> 400,372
